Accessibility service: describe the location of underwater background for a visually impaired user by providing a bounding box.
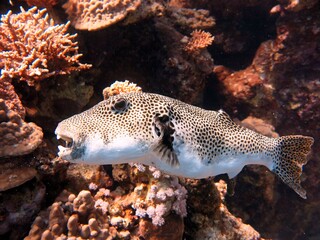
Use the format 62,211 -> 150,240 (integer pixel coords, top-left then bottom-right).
0,0 -> 319,239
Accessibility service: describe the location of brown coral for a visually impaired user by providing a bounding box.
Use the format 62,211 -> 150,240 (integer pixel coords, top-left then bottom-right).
26,162 -> 186,239
63,0 -> 142,31
240,116 -> 279,138
185,179 -> 262,239
0,163 -> 37,191
167,7 -> 215,29
0,79 -> 43,157
214,65 -> 263,100
184,29 -> 214,53
0,78 -> 25,118
0,98 -> 43,157
0,7 -> 91,86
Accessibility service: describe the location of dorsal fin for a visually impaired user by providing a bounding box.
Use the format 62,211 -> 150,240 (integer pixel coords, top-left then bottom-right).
151,114 -> 179,167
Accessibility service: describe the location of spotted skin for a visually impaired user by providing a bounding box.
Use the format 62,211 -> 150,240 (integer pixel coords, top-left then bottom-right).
55,92 -> 314,198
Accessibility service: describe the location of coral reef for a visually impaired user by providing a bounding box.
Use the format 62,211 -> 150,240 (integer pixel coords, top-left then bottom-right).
103,80 -> 142,99
26,161 -> 262,240
184,179 -> 261,239
0,100 -> 43,157
0,78 -> 25,118
25,164 -> 187,239
25,74 -> 95,132
0,0 -> 319,239
214,65 -> 264,101
0,7 -> 91,86
63,0 -> 143,31
0,157 -> 46,239
0,79 -> 43,157
184,29 -> 214,54
240,116 -> 279,138
167,7 -> 215,29
0,160 -> 37,191
65,164 -> 113,193
154,16 -> 214,104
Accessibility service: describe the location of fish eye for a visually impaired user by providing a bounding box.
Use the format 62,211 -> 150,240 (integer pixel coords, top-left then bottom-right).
113,98 -> 128,112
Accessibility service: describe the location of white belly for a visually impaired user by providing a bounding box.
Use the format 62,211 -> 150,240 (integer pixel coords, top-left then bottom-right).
138,149 -> 273,179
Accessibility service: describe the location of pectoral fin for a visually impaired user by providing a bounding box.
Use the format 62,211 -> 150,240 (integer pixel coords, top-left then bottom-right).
151,114 -> 179,167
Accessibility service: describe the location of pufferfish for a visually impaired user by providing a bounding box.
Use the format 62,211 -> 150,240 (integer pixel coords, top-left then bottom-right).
55,92 -> 314,198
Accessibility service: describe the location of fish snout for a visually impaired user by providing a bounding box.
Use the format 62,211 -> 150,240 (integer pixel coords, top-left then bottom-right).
55,121 -> 84,161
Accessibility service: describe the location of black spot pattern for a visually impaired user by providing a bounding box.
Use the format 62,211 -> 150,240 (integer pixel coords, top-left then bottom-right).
57,92 -> 314,198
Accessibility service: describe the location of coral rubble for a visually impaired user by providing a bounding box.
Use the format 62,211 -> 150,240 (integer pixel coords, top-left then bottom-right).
0,7 -> 91,86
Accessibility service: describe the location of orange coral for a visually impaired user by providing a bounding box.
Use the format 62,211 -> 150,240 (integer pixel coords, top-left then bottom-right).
0,7 -> 91,86
214,65 -> 262,100
63,0 -> 142,31
184,29 -> 214,53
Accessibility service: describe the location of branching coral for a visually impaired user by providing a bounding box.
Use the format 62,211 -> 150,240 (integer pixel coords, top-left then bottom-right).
130,166 -> 188,226
102,80 -> 142,99
184,29 -> 214,54
0,7 -> 91,86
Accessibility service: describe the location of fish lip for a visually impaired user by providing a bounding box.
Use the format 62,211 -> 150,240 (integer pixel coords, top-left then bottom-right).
55,127 -> 76,159
56,133 -> 73,144
56,133 -> 74,147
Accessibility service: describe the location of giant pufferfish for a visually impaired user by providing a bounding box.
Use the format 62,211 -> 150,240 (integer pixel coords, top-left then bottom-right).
55,92 -> 314,198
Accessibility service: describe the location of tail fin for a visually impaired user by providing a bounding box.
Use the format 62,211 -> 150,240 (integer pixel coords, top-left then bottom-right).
272,135 -> 314,199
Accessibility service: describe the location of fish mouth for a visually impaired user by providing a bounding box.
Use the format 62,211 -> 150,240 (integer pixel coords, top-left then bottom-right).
56,133 -> 75,159
57,134 -> 73,148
